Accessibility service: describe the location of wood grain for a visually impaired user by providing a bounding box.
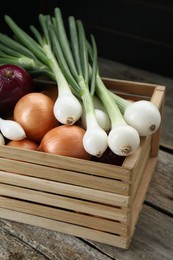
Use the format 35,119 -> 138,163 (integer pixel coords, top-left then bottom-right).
87,204 -> 173,260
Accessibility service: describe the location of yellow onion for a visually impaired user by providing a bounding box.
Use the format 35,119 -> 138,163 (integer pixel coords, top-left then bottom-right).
7,139 -> 39,150
39,125 -> 91,160
13,92 -> 59,143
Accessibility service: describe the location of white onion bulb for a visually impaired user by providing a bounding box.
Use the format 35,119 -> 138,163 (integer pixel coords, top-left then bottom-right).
0,118 -> 26,140
124,100 -> 161,136
53,94 -> 82,125
108,125 -> 140,156
83,126 -> 108,157
81,108 -> 111,133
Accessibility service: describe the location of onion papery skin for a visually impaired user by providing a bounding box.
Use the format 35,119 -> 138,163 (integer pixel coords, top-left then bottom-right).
13,92 -> 59,143
0,64 -> 34,116
7,139 -> 39,151
39,125 -> 91,160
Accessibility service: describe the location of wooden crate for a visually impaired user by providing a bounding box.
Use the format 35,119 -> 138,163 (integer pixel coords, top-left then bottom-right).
0,78 -> 165,249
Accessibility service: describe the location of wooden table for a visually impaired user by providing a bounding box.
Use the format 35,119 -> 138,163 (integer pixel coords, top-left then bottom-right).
0,58 -> 172,259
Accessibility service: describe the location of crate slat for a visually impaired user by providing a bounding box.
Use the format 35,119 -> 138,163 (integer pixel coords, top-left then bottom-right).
0,146 -> 130,181
0,207 -> 129,249
0,196 -> 128,235
0,183 -> 130,218
0,171 -> 129,206
0,159 -> 129,195
129,157 -> 158,239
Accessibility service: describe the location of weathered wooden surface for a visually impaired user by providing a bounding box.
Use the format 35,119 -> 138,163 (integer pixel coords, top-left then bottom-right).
0,59 -> 173,259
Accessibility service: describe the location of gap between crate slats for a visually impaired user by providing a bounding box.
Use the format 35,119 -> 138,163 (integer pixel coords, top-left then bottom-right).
0,146 -> 130,182
0,171 -> 129,207
0,183 -> 129,220
0,196 -> 128,236
0,160 -> 130,195
129,157 -> 158,241
0,207 -> 129,249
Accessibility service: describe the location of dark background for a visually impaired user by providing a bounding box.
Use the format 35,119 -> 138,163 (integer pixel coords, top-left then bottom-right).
1,0 -> 173,78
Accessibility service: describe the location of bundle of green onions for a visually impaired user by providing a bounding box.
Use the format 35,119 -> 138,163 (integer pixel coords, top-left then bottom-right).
0,7 -> 161,157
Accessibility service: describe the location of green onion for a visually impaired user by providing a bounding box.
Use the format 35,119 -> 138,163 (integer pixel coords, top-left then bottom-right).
96,77 -> 140,156
52,8 -> 108,157
109,92 -> 161,136
1,14 -> 82,125
0,7 -> 160,157
86,41 -> 140,156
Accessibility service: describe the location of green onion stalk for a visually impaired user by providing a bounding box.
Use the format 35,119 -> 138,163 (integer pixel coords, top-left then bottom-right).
49,8 -> 108,157
87,42 -> 140,156
1,14 -> 82,126
0,8 -> 108,157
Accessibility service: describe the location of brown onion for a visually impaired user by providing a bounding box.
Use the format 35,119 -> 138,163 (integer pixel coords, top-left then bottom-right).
7,139 -> 39,151
13,92 -> 59,143
39,125 -> 91,160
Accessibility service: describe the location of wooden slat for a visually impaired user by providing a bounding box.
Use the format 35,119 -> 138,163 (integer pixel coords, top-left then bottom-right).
130,157 -> 158,239
0,208 -> 129,249
0,171 -> 129,206
131,140 -> 151,199
0,160 -> 129,195
150,87 -> 166,156
0,196 -> 128,235
102,77 -> 156,96
0,146 -> 130,181
0,183 -> 130,218
150,86 -> 165,109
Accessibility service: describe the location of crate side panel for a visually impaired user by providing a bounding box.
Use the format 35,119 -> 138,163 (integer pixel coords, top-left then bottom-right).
0,171 -> 129,206
0,183 -> 130,219
0,196 -> 128,236
129,157 -> 158,240
131,141 -> 151,199
0,160 -> 129,195
0,146 -> 130,181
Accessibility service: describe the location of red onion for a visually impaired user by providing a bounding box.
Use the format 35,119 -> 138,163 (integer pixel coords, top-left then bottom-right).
0,64 -> 34,116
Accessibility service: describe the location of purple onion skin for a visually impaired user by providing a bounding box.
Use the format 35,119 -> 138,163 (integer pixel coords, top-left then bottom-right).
0,64 -> 34,116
